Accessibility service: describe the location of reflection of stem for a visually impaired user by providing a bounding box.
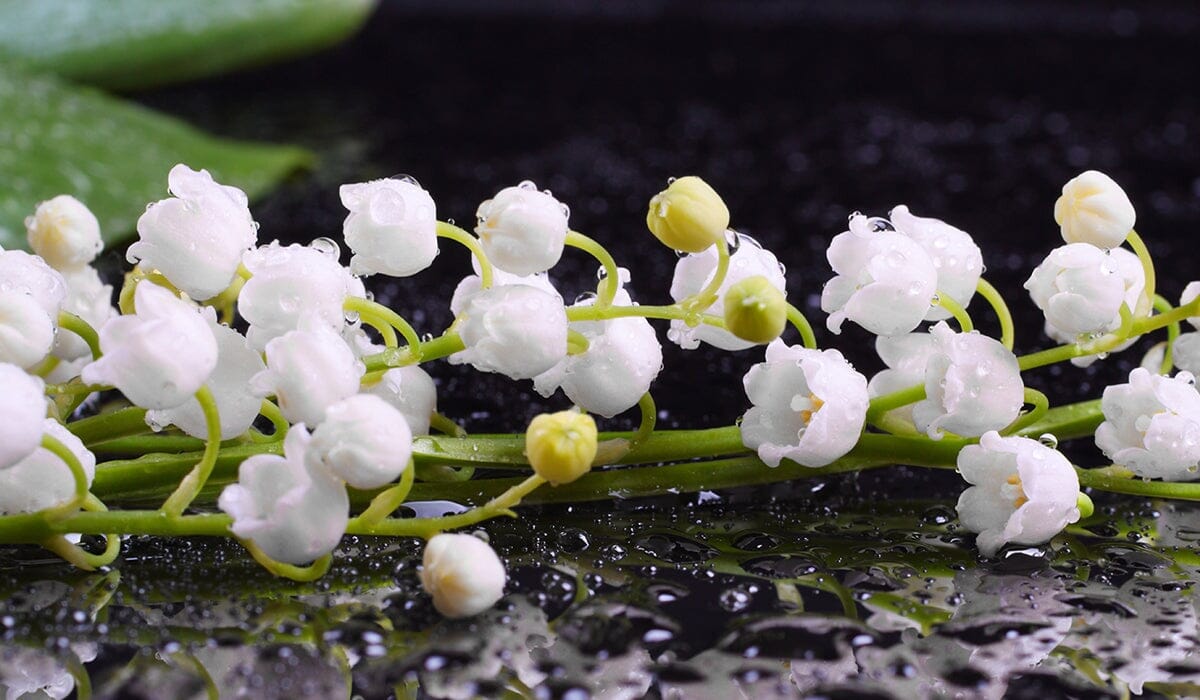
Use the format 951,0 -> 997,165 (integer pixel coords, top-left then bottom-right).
160,386 -> 221,517
65,652 -> 93,700
975,278 -> 1014,349
565,230 -> 620,307
437,221 -> 494,289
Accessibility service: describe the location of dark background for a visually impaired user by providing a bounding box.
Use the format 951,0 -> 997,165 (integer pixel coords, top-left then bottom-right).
134,0 -> 1200,446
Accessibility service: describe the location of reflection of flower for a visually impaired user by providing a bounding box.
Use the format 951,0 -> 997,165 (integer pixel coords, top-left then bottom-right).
1095,367 -> 1200,481
956,432 -> 1081,557
0,643 -> 97,700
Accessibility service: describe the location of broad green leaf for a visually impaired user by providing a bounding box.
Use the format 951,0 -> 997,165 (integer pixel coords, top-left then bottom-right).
0,63 -> 312,250
0,0 -> 377,90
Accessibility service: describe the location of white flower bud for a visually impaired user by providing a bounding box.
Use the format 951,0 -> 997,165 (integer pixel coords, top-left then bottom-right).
0,293 -> 55,369
911,322 -> 1025,439
534,287 -> 662,418
53,266 -> 117,362
146,318 -> 268,440
365,365 -> 437,436
0,249 -> 68,318
420,533 -> 507,618
1025,243 -> 1129,338
0,420 -> 95,515
1095,368 -> 1200,481
25,195 -> 103,270
129,164 -> 258,300
956,431 -> 1081,557
668,232 -> 786,351
450,284 -> 568,380
341,177 -> 438,277
218,428 -> 348,565
0,364 -> 46,470
251,319 -> 364,426
821,214 -> 939,337
475,182 -> 568,276
309,394 -> 412,490
81,284 -> 218,410
239,241 -> 366,351
741,341 -> 869,468
1183,281 -> 1200,331
1054,170 -> 1135,249
889,205 -> 983,322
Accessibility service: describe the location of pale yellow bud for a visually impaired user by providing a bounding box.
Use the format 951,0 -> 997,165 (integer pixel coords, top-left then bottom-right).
646,176 -> 730,253
525,410 -> 598,486
723,275 -> 787,344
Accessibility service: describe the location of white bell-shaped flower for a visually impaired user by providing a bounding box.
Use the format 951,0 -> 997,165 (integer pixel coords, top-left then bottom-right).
820,214 -> 938,337
0,249 -> 68,317
0,364 -> 46,470
251,318 -> 364,426
0,292 -> 55,369
239,241 -> 366,351
740,341 -> 869,467
0,420 -> 95,515
420,533 -> 507,618
218,427 -> 348,565
146,318 -> 268,440
129,164 -> 258,301
1095,368 -> 1200,481
889,205 -> 983,322
955,431 -> 1081,557
365,365 -> 437,436
449,261 -> 559,318
868,332 -> 936,425
911,322 -> 1025,439
450,284 -> 568,380
81,283 -> 218,410
534,287 -> 662,418
341,177 -> 438,277
52,266 -> 117,362
1172,283 -> 1200,374
25,194 -> 103,270
475,181 -> 569,276
1025,243 -> 1131,338
309,394 -> 413,490
668,231 -> 786,351
1054,170 -> 1135,249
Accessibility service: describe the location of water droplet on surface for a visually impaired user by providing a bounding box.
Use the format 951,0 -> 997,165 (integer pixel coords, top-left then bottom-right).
310,237 -> 340,259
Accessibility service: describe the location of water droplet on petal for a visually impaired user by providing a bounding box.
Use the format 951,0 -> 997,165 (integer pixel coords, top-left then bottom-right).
1038,433 -> 1059,449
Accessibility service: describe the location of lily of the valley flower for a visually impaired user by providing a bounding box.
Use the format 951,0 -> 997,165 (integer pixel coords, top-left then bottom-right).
911,322 -> 1025,439
365,365 -> 438,436
0,364 -> 46,470
0,420 -> 95,515
1171,282 -> 1200,374
645,176 -> 730,253
341,177 -> 439,277
668,232 -> 786,351
740,341 -> 869,467
475,182 -> 569,276
1025,243 -> 1140,339
450,284 -> 568,380
129,164 -> 258,301
146,317 -> 268,440
309,394 -> 413,490
820,213 -> 938,337
1054,170 -> 1136,249
0,292 -> 55,369
25,195 -> 103,271
0,248 -> 68,318
889,205 -> 983,322
420,533 -> 507,618
251,318 -> 364,427
525,410 -> 599,485
238,241 -> 367,351
956,431 -> 1081,557
53,266 -> 117,363
868,332 -> 935,423
534,287 -> 662,418
1095,367 -> 1200,481
218,427 -> 348,565
81,283 -> 218,410
449,261 -> 559,318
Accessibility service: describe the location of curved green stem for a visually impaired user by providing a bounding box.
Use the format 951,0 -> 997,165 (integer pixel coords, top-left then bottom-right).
1153,294 -> 1180,374
1076,465 -> 1200,502
630,392 -> 657,447
785,303 -> 818,349
350,461 -> 415,528
429,411 -> 467,437
437,221 -> 493,289
255,399 -> 289,441
975,278 -> 1014,349
363,332 -> 464,372
867,384 -> 927,423
347,300 -> 398,347
566,303 -> 726,331
567,329 -> 590,355
345,296 -> 419,353
1017,302 -> 1136,371
159,386 -> 221,517
57,311 -> 102,359
354,475 -> 547,539
243,541 -> 332,582
934,291 -> 973,333
40,531 -> 121,571
1126,228 -> 1155,315
40,434 -> 91,521
1001,388 -> 1050,436
683,238 -> 730,313
566,230 -> 621,307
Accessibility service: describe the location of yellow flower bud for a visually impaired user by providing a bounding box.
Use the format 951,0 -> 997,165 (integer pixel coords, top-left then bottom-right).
645,176 -> 730,253
525,410 -> 598,486
723,275 -> 787,344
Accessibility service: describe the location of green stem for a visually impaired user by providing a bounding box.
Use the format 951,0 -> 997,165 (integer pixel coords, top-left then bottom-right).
1076,466 -> 1200,501
159,386 -> 221,517
630,392 -> 657,447
69,407 -> 149,445
257,399 -> 289,440
566,303 -> 726,331
350,461 -> 415,527
1001,388 -> 1050,436
363,333 -> 464,372
867,384 -> 927,423
1126,228 -> 1155,314
354,475 -> 547,539
437,221 -> 493,289
347,301 -> 398,347
40,434 -> 91,521
242,541 -> 332,582
429,411 -> 467,437
975,278 -> 1014,349
1153,294 -> 1180,374
57,311 -> 102,360
683,237 -> 730,313
344,296 -> 420,353
934,291 -> 973,333
566,329 -> 590,355
566,230 -> 620,307
1017,302 -> 1136,371
785,303 -> 818,349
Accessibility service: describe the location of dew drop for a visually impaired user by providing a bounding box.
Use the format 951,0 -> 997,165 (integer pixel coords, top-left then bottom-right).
1039,433 -> 1059,449
518,180 -> 537,191
310,237 -> 340,259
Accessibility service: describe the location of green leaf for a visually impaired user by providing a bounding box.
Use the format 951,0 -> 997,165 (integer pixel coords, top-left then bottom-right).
0,63 -> 313,250
0,0 -> 377,90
